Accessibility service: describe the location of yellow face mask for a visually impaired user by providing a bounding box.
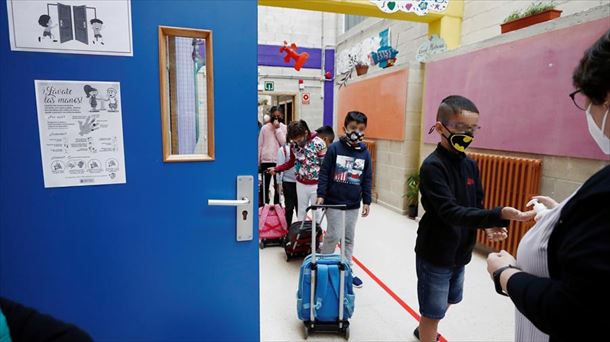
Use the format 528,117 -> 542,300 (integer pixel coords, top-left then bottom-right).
442,123 -> 474,153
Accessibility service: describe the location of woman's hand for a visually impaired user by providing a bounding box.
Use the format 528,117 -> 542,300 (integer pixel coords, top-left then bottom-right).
487,250 -> 521,293
316,197 -> 324,205
267,167 -> 276,176
531,195 -> 559,209
487,250 -> 517,275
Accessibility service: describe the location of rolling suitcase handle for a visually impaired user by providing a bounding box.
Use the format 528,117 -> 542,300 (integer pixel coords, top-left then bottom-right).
261,170 -> 277,205
306,204 -> 347,324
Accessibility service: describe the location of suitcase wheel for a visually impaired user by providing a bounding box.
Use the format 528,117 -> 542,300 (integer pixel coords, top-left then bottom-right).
344,327 -> 350,340
303,325 -> 309,339
259,241 -> 265,249
285,254 -> 290,262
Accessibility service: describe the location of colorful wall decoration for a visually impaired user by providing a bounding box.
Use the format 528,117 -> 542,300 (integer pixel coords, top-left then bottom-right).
370,0 -> 449,16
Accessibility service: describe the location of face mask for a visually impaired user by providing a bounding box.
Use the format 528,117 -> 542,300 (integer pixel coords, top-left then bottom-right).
292,138 -> 307,148
586,104 -> 610,155
346,129 -> 364,143
442,123 -> 474,153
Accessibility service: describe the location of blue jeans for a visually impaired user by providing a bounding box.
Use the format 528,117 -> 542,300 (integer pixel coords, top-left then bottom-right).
416,256 -> 465,320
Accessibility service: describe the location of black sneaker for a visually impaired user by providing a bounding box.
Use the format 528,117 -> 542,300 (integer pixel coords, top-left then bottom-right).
352,275 -> 363,288
413,327 -> 440,341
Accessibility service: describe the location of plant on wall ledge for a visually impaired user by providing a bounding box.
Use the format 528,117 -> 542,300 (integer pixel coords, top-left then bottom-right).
404,173 -> 420,219
501,2 -> 562,34
337,52 -> 371,88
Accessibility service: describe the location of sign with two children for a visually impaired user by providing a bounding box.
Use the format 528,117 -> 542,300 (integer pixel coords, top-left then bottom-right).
6,0 -> 133,56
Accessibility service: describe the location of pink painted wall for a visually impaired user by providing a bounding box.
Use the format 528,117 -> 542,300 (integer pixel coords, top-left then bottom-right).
423,18 -> 610,161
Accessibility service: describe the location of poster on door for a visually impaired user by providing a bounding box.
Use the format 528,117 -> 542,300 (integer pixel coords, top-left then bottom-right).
6,0 -> 132,56
35,80 -> 127,188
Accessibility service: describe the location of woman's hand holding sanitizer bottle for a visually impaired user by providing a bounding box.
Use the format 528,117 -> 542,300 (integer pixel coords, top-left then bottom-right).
527,195 -> 558,221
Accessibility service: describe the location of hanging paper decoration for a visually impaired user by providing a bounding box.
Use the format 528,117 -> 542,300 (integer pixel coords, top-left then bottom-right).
370,46 -> 399,68
415,34 -> 447,62
370,0 -> 449,16
369,28 -> 399,69
279,41 -> 310,71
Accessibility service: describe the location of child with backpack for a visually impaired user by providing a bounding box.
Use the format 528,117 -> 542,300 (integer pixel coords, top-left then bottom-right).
316,111 -> 372,288
268,120 -> 327,222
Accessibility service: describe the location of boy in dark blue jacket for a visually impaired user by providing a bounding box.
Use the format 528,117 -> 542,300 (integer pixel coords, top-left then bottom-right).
317,111 -> 372,288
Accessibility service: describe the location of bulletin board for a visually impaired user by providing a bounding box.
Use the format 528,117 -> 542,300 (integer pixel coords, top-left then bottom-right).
337,69 -> 408,140
423,18 -> 610,161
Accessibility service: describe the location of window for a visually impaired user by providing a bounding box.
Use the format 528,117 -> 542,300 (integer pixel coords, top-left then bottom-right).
344,15 -> 367,33
159,26 -> 215,162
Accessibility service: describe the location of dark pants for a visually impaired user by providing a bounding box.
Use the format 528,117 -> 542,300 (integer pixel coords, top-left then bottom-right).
260,163 -> 279,206
282,181 -> 298,224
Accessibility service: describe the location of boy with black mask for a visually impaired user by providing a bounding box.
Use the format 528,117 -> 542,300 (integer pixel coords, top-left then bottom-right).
317,111 -> 372,288
414,95 -> 534,341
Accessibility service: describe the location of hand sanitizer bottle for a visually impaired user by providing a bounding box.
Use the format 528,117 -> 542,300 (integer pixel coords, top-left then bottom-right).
526,199 -> 549,222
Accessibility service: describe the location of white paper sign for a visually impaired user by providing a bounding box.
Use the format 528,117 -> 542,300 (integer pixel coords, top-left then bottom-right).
35,80 -> 127,188
416,34 -> 447,62
6,0 -> 132,56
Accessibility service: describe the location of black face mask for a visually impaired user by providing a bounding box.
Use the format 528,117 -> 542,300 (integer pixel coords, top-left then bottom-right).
345,129 -> 364,143
441,123 -> 474,153
292,138 -> 307,148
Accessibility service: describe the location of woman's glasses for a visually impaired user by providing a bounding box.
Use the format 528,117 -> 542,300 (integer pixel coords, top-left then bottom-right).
569,89 -> 588,111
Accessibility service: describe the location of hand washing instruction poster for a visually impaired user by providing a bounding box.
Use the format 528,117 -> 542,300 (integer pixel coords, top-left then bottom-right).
35,80 -> 126,188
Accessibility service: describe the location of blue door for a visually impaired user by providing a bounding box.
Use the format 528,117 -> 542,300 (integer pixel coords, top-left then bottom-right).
0,1 -> 259,341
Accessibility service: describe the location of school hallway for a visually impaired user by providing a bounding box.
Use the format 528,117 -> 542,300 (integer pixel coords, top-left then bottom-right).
260,204 -> 515,342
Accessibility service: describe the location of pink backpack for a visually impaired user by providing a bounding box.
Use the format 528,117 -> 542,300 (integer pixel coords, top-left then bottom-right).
259,204 -> 288,240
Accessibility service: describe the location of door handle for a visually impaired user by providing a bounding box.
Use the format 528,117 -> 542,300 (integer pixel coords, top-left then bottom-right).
208,197 -> 250,206
207,176 -> 253,242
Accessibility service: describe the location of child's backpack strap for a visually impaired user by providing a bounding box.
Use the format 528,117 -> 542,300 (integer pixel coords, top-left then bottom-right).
260,205 -> 270,229
274,204 -> 288,229
315,264 -> 330,315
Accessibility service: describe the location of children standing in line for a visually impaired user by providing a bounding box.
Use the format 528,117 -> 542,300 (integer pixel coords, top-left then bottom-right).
317,111 -> 372,288
269,120 -> 327,222
414,95 -> 534,341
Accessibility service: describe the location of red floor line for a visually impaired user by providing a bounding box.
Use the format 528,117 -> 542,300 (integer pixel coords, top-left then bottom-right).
352,256 -> 448,342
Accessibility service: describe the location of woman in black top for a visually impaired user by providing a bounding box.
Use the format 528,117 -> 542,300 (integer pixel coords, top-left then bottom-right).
0,297 -> 92,341
486,30 -> 610,342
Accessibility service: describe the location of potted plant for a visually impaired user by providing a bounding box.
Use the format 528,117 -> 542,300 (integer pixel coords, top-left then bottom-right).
355,63 -> 369,76
501,2 -> 562,34
405,173 -> 420,219
352,44 -> 370,76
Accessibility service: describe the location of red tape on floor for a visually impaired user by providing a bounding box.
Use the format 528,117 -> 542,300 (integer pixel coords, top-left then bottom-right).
352,256 -> 448,342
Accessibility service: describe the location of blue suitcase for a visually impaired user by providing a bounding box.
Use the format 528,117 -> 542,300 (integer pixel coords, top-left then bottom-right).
296,205 -> 355,340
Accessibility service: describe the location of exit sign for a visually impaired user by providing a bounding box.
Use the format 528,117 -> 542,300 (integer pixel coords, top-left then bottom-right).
264,81 -> 274,92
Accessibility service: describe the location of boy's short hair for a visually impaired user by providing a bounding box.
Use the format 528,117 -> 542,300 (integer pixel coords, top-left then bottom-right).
315,125 -> 335,141
90,18 -> 104,25
344,111 -> 367,127
436,95 -> 479,123
286,120 -> 310,141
